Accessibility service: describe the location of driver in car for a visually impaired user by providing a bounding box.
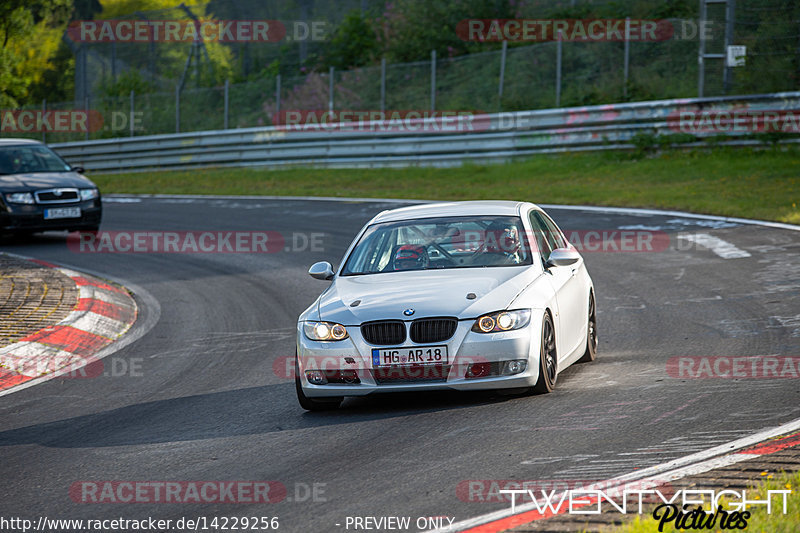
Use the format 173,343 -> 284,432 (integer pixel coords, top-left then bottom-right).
393,244 -> 429,271
480,222 -> 524,265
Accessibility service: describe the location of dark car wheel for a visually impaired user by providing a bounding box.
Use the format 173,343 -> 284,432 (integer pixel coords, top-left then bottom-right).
578,292 -> 598,363
532,311 -> 557,394
295,356 -> 342,411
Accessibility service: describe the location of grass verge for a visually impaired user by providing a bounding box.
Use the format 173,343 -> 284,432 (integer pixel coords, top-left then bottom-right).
93,147 -> 800,224
609,470 -> 798,533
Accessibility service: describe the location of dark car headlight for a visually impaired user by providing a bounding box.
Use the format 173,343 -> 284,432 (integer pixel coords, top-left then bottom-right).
79,188 -> 99,201
5,192 -> 35,204
303,321 -> 349,341
472,309 -> 531,333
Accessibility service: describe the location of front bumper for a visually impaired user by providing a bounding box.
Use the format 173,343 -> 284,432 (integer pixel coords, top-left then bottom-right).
296,318 -> 540,397
0,199 -> 102,232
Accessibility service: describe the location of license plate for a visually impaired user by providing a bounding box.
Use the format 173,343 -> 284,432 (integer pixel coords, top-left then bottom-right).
44,207 -> 81,219
372,345 -> 449,366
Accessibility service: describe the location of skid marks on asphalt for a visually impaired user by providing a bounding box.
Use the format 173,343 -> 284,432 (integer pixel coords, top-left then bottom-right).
702,314 -> 800,339
600,294 -> 646,313
148,329 -> 296,360
518,429 -> 755,480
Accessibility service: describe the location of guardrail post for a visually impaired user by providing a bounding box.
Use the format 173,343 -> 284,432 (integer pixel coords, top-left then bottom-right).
175,84 -> 180,133
555,35 -> 563,108
723,0 -> 736,93
498,40 -> 507,109
42,99 -> 46,143
698,0 -> 707,97
130,90 -> 135,137
380,57 -> 386,113
329,66 -> 335,114
84,96 -> 89,141
224,79 -> 229,130
623,18 -> 631,99
275,74 -> 281,121
430,49 -> 437,111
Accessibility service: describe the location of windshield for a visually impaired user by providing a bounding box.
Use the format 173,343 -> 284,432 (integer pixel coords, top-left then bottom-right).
0,145 -> 72,174
341,215 -> 532,276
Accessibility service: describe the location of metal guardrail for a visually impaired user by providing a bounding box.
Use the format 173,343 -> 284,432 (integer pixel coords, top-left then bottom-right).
50,92 -> 800,173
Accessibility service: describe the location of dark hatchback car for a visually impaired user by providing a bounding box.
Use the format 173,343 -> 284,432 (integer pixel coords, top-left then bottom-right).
0,138 -> 101,235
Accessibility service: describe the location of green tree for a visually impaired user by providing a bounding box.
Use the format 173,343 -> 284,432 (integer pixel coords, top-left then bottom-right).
379,0 -> 515,62
323,10 -> 380,70
0,0 -> 71,107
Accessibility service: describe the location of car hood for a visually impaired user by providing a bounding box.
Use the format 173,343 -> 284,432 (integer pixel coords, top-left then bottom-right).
316,267 -> 540,324
0,172 -> 96,192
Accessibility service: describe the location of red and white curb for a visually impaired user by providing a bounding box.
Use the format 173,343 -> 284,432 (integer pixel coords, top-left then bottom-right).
436,419 -> 800,532
0,257 -> 137,393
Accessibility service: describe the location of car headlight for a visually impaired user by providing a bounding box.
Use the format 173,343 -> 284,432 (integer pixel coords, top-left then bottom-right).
5,192 -> 35,204
303,321 -> 349,341
472,309 -> 531,333
79,188 -> 99,201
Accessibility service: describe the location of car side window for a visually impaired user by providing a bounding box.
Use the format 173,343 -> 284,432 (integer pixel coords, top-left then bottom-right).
535,211 -> 568,250
528,211 -> 553,267
531,211 -> 568,253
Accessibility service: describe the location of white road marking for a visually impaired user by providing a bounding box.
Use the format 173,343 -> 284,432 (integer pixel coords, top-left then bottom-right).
666,218 -> 739,229
102,197 -> 142,203
679,233 -> 751,259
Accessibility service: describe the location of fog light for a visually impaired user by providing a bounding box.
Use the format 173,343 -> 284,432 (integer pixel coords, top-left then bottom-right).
465,362 -> 492,379
305,369 -> 327,385
504,360 -> 527,375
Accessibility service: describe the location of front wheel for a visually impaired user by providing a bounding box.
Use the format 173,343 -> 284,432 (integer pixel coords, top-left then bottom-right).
295,356 -> 342,411
532,312 -> 557,394
578,292 -> 598,363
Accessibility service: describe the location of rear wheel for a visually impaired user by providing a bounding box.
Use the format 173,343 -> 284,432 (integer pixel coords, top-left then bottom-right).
295,356 -> 342,411
578,292 -> 598,363
532,312 -> 557,394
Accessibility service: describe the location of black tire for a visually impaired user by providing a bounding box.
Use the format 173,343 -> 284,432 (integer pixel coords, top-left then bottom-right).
532,311 -> 557,394
578,292 -> 598,363
295,356 -> 342,411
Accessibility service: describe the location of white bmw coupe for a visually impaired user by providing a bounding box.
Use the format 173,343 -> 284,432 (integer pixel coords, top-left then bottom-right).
295,201 -> 597,410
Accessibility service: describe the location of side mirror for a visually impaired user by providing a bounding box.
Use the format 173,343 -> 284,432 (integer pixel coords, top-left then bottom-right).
545,247 -> 581,268
308,261 -> 335,280
71,166 -> 85,174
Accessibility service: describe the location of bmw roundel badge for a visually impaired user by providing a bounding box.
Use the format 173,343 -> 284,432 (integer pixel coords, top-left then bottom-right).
403,308 -> 415,316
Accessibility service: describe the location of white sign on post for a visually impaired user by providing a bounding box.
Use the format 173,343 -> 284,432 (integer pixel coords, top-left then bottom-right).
727,45 -> 746,67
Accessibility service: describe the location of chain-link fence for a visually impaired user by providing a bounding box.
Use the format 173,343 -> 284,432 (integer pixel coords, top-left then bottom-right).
6,0 -> 799,143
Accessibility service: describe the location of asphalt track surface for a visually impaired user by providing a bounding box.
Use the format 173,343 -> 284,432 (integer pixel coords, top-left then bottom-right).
1,196 -> 798,532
